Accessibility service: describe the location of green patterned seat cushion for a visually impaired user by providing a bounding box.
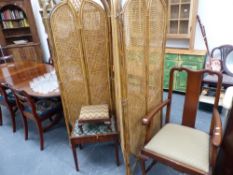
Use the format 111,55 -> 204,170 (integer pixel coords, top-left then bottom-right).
0,91 -> 15,104
72,117 -> 116,137
24,99 -> 61,117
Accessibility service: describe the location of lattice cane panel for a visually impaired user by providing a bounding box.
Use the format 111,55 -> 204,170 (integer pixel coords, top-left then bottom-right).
50,4 -> 88,126
123,0 -> 147,154
81,1 -> 111,107
147,0 -> 167,139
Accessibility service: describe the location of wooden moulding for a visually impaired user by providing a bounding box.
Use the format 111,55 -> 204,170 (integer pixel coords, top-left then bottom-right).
166,48 -> 207,56
49,0 -> 112,136
111,0 -> 167,174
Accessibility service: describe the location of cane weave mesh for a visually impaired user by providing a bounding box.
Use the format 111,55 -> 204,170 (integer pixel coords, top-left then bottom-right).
123,0 -> 147,154
50,3 -> 88,126
112,0 -> 167,155
81,1 -> 111,106
50,0 -> 112,131
147,0 -> 166,138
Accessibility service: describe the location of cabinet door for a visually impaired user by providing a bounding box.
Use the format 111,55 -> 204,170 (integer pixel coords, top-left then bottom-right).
175,61 -> 203,92
163,54 -> 178,89
7,44 -> 42,62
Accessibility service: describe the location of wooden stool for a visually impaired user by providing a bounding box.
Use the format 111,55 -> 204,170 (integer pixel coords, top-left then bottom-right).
78,104 -> 111,133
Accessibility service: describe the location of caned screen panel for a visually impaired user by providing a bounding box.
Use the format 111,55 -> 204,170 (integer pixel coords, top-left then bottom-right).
123,0 -> 147,154
80,1 -> 111,107
147,0 -> 167,138
50,3 -> 88,127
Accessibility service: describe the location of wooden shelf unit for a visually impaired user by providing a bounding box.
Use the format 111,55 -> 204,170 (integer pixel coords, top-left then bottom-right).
167,0 -> 198,49
0,0 -> 42,62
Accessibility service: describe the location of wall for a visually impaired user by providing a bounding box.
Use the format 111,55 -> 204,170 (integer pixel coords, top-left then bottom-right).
30,0 -> 50,62
168,0 -> 233,51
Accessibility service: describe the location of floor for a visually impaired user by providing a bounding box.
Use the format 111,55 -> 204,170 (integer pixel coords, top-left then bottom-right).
0,93 -> 228,175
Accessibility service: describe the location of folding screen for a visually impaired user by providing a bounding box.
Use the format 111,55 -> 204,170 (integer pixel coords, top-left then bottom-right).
110,0 -> 167,172
49,0 -> 112,135
50,0 -> 167,174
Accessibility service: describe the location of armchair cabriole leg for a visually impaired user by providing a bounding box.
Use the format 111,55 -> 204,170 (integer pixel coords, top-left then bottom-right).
9,108 -> 16,133
140,158 -> 146,175
36,121 -> 44,151
22,116 -> 28,140
0,107 -> 2,126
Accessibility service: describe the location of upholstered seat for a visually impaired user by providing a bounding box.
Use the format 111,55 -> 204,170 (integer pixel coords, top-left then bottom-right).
24,99 -> 61,117
72,117 -> 116,137
144,123 -> 210,173
0,91 -> 15,104
79,104 -> 109,122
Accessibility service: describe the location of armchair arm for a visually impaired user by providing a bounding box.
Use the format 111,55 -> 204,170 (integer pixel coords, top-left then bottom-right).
210,108 -> 222,167
142,99 -> 171,144
142,99 -> 170,125
211,108 -> 222,146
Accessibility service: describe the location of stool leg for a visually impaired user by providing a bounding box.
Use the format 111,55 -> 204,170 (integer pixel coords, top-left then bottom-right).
114,139 -> 120,166
78,123 -> 84,133
71,144 -> 79,171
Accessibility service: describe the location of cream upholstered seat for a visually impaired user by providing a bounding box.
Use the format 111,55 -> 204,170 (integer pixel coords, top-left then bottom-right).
79,104 -> 109,121
144,123 -> 210,173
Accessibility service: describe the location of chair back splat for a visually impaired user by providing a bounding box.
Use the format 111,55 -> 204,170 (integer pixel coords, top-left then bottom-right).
167,67 -> 222,128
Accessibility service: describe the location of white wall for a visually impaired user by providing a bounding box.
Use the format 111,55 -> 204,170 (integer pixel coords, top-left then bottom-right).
30,0 -> 50,62
194,0 -> 233,51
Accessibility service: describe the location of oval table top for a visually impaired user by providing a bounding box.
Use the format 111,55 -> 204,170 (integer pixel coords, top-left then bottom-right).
0,61 -> 60,98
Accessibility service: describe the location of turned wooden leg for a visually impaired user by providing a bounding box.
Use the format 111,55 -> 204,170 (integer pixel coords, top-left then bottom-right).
114,140 -> 120,166
71,144 -> 79,171
9,107 -> 16,133
36,121 -> 44,151
78,123 -> 84,133
0,106 -> 2,126
140,158 -> 146,175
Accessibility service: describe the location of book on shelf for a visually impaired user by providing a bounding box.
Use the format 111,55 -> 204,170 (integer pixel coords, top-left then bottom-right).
1,9 -> 25,20
2,19 -> 29,29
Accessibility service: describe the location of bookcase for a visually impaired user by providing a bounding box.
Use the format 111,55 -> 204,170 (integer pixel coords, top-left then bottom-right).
0,0 -> 42,62
167,0 -> 198,48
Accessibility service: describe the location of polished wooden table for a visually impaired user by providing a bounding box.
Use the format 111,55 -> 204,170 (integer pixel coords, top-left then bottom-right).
0,61 -> 60,97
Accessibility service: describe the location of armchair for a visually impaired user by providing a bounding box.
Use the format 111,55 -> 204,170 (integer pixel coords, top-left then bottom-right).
0,83 -> 17,132
11,88 -> 62,150
140,67 -> 223,175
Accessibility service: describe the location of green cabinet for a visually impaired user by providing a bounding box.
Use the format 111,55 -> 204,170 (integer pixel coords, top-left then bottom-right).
163,50 -> 206,92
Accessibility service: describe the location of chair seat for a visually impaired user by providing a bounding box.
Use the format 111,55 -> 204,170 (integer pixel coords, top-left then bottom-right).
0,91 -> 15,104
72,117 -> 116,137
144,123 -> 210,173
79,104 -> 109,122
24,99 -> 61,117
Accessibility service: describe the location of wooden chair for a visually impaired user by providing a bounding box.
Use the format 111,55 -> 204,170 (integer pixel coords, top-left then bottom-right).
11,88 -> 62,150
140,67 -> 223,175
203,45 -> 233,87
0,83 -> 17,132
70,114 -> 120,171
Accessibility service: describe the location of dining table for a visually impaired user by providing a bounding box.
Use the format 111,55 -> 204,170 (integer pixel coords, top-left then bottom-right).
0,61 -> 60,98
